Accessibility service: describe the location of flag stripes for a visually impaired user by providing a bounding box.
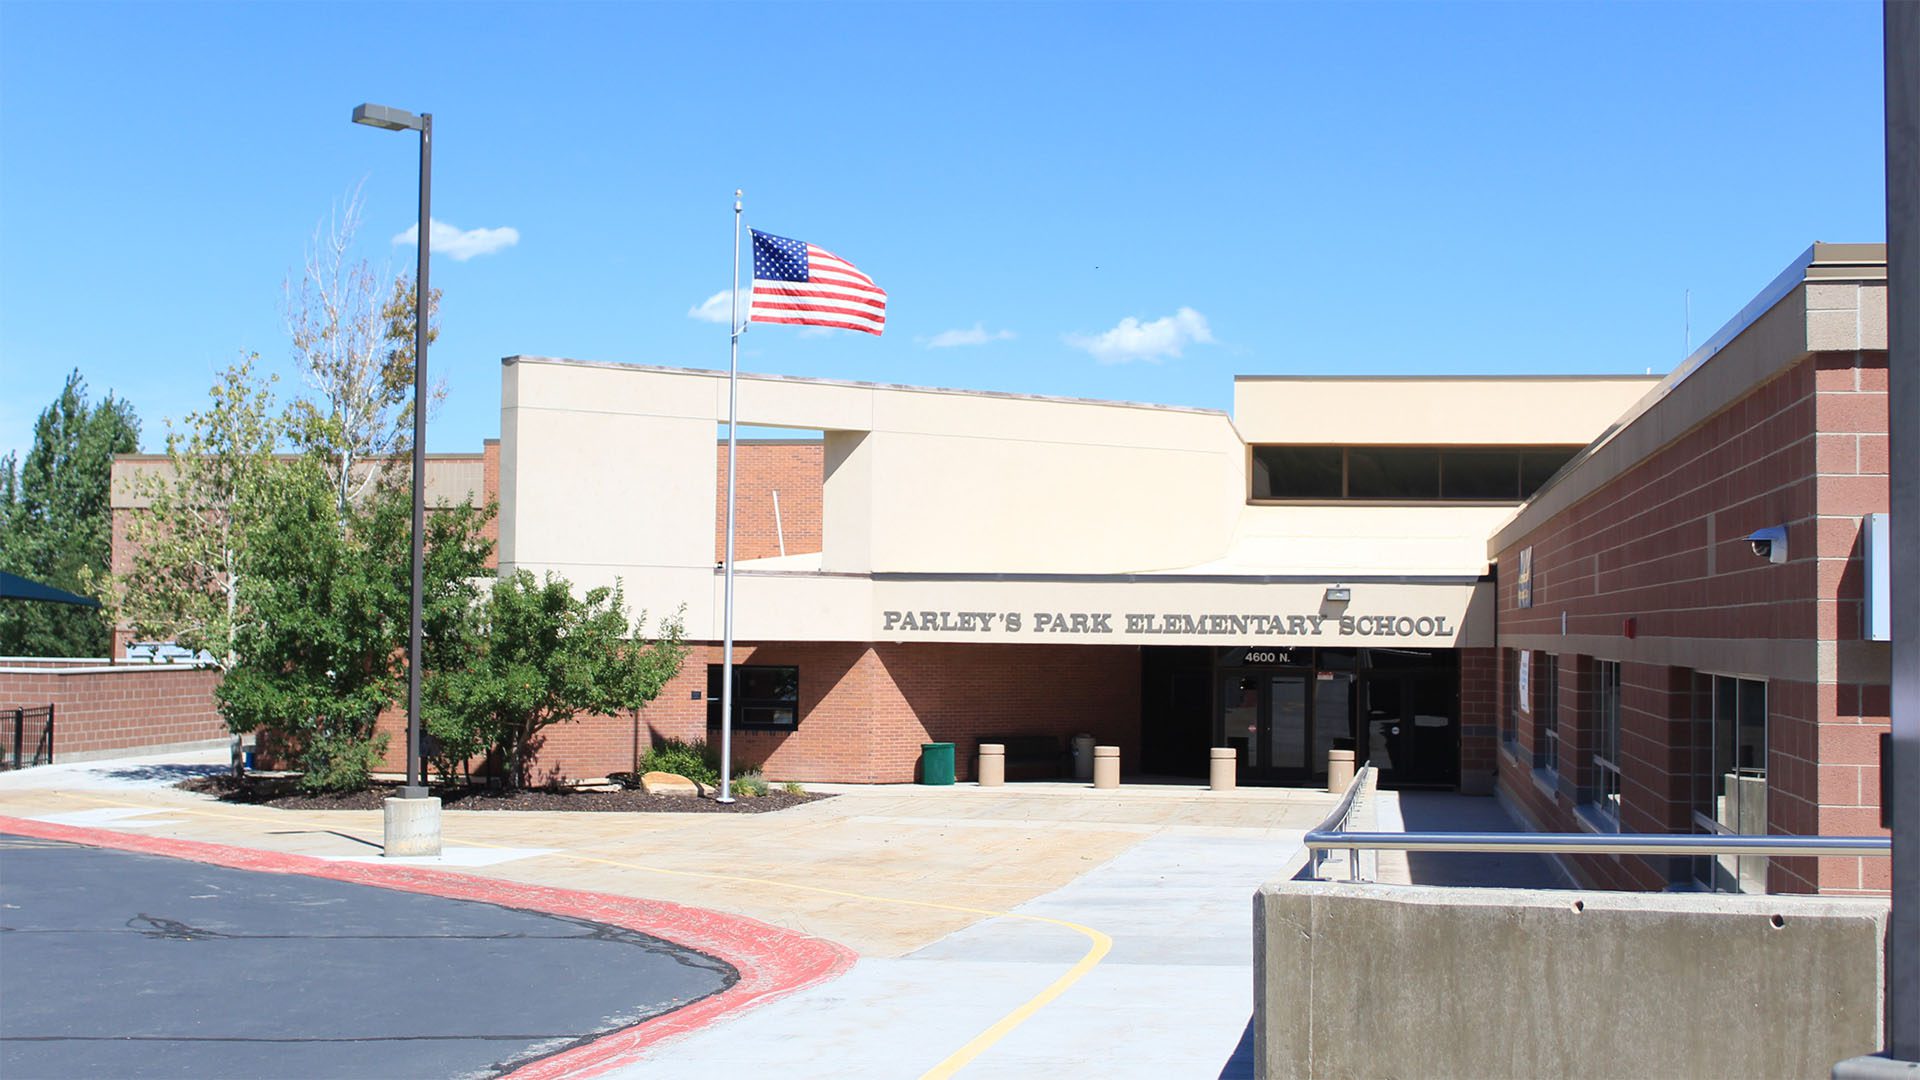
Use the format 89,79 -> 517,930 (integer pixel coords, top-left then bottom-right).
747,229 -> 886,336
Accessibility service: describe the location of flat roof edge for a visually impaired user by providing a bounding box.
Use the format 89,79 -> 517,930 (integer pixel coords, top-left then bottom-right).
502,356 -> 1228,417
1233,374 -> 1664,383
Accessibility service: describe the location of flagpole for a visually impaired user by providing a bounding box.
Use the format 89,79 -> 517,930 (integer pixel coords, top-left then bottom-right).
718,189 -> 743,804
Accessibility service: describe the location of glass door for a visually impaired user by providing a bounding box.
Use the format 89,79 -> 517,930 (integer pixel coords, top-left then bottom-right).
1267,674 -> 1309,779
1222,674 -> 1259,781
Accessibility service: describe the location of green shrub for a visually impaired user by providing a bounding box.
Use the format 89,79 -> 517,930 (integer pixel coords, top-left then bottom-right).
782,781 -> 806,796
638,737 -> 721,787
298,732 -> 389,793
732,769 -> 769,798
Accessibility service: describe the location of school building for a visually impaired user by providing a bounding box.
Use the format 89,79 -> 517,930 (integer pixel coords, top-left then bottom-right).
94,242 -> 1892,896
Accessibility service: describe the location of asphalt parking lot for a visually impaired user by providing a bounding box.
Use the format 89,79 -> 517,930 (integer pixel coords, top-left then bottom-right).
0,833 -> 735,1080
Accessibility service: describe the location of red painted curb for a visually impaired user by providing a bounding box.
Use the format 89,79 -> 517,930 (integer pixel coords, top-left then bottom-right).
0,814 -> 857,1078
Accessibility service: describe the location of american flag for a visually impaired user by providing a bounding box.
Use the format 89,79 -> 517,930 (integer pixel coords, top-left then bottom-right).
747,229 -> 887,336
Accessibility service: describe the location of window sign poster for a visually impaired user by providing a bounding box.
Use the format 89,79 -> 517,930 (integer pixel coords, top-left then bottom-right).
1517,546 -> 1534,609
1518,650 -> 1531,716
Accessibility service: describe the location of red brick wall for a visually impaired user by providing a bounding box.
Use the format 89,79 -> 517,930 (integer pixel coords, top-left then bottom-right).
1457,648 -> 1497,791
1801,351 -> 1892,895
1494,351 -> 1891,894
714,442 -> 823,562
0,662 -> 226,761
481,438 -> 500,571
375,641 -> 1142,785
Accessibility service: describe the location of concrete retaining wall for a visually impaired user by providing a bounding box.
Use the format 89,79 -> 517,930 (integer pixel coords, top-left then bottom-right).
1254,877 -> 1886,1078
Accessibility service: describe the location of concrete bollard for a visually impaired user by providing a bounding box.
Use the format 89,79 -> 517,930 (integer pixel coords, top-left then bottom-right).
383,796 -> 443,857
1209,746 -> 1237,791
977,743 -> 1005,787
1092,745 -> 1120,789
1326,748 -> 1356,794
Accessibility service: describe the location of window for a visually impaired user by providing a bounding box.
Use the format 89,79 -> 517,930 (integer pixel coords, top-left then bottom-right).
1689,674 -> 1768,892
1441,449 -> 1520,500
1534,655 -> 1560,775
1347,447 -> 1439,499
1249,445 -> 1582,503
1588,660 -> 1623,824
706,665 -> 800,730
1251,446 -> 1342,499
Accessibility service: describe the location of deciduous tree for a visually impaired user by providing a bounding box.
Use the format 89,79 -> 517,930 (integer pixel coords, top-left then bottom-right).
426,572 -> 685,789
217,466 -> 492,791
282,186 -> 442,514
116,356 -> 282,671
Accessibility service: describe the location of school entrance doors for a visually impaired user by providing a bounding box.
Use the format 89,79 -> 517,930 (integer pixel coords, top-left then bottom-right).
1213,646 -> 1460,788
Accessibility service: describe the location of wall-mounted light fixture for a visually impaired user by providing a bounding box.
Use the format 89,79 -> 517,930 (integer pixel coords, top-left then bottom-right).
1324,586 -> 1352,603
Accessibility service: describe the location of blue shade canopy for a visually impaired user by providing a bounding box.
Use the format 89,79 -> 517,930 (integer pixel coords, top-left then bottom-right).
0,571 -> 99,608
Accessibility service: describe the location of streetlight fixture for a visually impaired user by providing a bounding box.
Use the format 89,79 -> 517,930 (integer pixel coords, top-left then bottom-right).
354,100 -> 439,857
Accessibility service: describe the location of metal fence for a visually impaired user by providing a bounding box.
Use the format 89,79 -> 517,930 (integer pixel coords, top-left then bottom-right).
3,705 -> 53,769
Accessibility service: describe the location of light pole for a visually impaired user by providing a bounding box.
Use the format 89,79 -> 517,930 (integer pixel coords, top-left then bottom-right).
353,101 -> 440,857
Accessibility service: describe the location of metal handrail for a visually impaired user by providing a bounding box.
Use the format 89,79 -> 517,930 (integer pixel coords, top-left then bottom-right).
1303,831 -> 1892,859
1306,764 -> 1375,880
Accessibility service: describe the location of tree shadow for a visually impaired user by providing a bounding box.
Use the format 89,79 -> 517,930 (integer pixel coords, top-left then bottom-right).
97,762 -> 228,785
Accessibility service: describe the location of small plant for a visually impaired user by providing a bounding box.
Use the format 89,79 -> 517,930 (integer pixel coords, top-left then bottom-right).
637,737 -> 721,787
781,781 -> 806,796
731,769 -> 769,798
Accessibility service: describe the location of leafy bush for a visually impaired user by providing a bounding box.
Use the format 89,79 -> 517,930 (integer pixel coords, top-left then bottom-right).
638,737 -> 721,787
732,770 -> 769,798
298,732 -> 389,793
427,571 -> 686,789
781,781 -> 806,796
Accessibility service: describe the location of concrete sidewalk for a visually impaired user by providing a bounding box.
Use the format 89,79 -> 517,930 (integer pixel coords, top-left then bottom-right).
0,750 -> 1333,1078
608,829 -> 1291,1078
1374,788 -> 1571,889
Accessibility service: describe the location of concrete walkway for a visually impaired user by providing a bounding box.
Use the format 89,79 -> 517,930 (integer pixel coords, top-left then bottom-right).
0,750 -> 1334,1079
608,829 -> 1290,1078
1375,789 -> 1570,889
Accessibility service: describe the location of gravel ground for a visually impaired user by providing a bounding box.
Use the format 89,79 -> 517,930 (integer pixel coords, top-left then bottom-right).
178,775 -> 827,813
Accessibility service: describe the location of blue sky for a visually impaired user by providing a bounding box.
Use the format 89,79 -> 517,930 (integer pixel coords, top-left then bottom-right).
0,1 -> 1887,460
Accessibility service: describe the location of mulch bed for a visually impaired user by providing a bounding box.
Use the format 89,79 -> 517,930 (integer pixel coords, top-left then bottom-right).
178,775 -> 828,814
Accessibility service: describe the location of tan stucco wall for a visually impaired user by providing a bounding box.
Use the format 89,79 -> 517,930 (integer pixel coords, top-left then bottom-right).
501,358 -> 1246,579
496,360 -> 1574,649
1232,376 -> 1659,446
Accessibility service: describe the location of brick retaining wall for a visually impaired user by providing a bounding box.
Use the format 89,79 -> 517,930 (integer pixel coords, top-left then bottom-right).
0,660 -> 226,762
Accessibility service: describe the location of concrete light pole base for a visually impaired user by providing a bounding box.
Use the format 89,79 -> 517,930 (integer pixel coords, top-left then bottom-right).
383,796 -> 442,857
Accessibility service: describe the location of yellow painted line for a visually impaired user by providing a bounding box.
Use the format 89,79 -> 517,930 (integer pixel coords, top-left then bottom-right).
36,788 -> 1115,1076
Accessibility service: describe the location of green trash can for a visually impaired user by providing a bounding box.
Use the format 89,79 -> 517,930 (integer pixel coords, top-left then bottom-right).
919,742 -> 956,786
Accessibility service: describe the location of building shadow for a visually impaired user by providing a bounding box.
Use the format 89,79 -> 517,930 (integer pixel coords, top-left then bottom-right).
1391,789 -> 1570,889
1217,1014 -> 1255,1079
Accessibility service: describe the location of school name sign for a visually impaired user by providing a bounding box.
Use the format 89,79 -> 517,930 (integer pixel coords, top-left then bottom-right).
879,609 -> 1458,640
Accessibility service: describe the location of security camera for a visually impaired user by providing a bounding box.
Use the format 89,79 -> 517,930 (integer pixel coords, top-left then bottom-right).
1746,525 -> 1787,565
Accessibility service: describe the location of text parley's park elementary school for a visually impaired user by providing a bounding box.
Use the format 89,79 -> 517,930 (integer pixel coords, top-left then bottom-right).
880,610 -> 1461,640
72,240 -> 1899,899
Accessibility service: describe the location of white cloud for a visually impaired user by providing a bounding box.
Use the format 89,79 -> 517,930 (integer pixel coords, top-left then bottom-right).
925,324 -> 1016,349
688,289 -> 750,324
392,219 -> 520,261
1064,307 -> 1215,364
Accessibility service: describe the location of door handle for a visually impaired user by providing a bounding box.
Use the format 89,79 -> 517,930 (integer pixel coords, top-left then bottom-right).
1390,725 -> 1401,736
